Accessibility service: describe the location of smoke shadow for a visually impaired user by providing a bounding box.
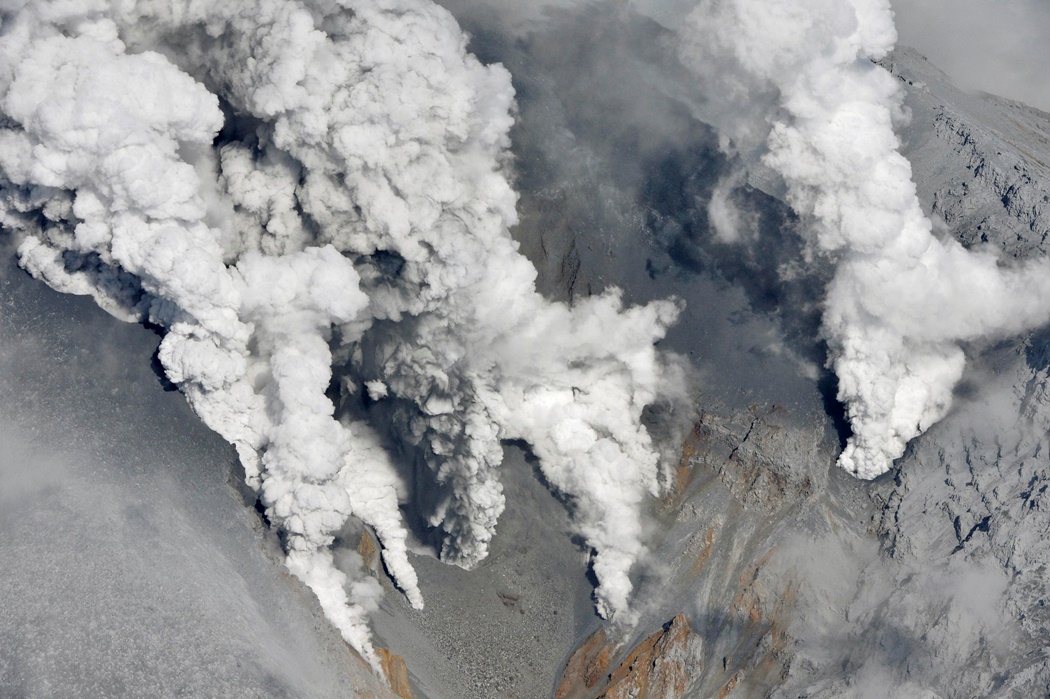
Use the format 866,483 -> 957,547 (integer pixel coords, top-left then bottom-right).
500,437 -> 626,620
1024,323 -> 1050,373
817,363 -> 851,450
460,0 -> 852,434
148,345 -> 180,393
502,437 -> 574,508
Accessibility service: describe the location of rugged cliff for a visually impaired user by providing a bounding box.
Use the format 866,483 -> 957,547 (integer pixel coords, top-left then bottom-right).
538,45 -> 1050,698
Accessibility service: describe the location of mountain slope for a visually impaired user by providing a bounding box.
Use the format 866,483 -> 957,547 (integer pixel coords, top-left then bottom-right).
524,43 -> 1050,698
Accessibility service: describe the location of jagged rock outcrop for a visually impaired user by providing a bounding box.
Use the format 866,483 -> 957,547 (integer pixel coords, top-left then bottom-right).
882,47 -> 1050,260
538,45 -> 1050,699
511,402 -> 826,699
377,648 -> 413,699
556,614 -> 701,699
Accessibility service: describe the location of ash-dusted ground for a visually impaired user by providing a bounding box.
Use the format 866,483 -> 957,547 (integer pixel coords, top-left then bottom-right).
537,43 -> 1050,697
4,2 -> 1050,695
364,7 -> 1050,693
370,446 -> 598,698
0,246 -> 391,698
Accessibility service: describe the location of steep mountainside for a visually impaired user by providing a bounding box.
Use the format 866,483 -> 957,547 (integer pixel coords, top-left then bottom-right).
0,246 -> 403,698
4,4 -> 1050,694
887,47 -> 1050,260
518,44 -> 1050,698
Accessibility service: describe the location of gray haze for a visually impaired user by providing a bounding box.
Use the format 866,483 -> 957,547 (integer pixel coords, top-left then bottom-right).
892,0 -> 1050,112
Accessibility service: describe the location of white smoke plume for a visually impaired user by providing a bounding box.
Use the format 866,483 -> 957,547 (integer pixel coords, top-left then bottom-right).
0,0 -> 681,661
679,0 -> 1050,478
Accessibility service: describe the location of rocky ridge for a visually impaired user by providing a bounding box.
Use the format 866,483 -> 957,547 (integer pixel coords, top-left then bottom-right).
884,47 -> 1050,259
542,45 -> 1050,698
556,614 -> 701,699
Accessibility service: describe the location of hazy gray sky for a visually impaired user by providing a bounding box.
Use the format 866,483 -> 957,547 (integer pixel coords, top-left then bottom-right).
892,0 -> 1050,112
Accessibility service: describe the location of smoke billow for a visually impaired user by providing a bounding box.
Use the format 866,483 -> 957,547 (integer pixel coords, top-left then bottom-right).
0,0 -> 682,664
678,0 -> 1050,478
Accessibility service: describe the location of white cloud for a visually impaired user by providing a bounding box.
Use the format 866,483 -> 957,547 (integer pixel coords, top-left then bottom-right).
678,0 -> 1050,478
0,0 -> 684,662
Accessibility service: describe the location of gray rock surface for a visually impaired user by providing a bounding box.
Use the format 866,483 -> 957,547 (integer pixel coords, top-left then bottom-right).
697,47 -> 1050,698
887,47 -> 1050,260
508,37 -> 1050,699
369,445 -> 597,699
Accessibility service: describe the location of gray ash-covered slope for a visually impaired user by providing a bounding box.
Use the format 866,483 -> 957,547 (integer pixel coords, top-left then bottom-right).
886,46 -> 1050,259
4,14 -> 1050,698
367,444 -> 599,699
495,36 -> 1050,698
0,246 -> 398,698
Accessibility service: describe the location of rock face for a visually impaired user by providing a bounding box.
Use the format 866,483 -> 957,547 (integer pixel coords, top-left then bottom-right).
551,403 -> 832,699
556,628 -> 616,698
518,39 -> 1050,699
556,614 -> 701,699
883,47 -> 1050,260
377,648 -> 413,699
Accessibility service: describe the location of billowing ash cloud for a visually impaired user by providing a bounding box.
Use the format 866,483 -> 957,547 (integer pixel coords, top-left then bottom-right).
0,0 -> 681,662
677,0 -> 1050,478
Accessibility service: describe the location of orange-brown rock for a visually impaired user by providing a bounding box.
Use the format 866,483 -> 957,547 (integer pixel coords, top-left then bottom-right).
717,673 -> 740,699
556,628 -> 614,699
376,648 -> 412,699
358,530 -> 379,571
556,614 -> 699,699
662,421 -> 708,511
714,559 -> 797,697
601,614 -> 697,699
688,527 -> 716,577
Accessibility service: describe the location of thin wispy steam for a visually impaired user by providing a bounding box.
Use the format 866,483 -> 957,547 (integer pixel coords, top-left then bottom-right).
678,0 -> 1050,478
0,0 -> 680,665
